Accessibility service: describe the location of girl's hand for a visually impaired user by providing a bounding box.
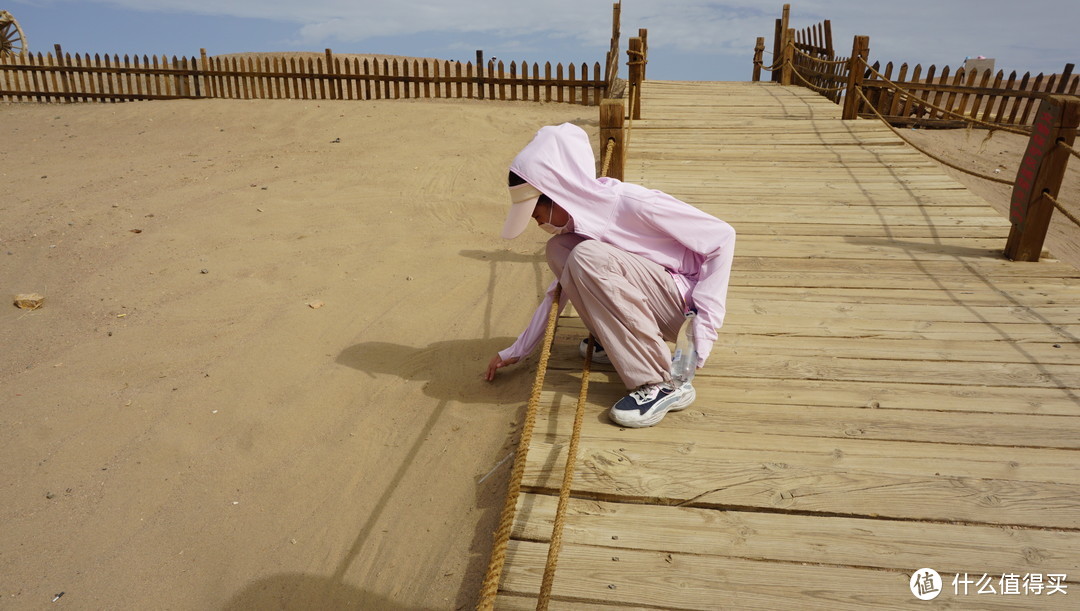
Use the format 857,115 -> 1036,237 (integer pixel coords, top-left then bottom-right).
485,354 -> 520,381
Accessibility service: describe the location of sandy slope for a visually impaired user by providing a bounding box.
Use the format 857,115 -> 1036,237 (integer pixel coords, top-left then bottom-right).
1,97 -> 594,609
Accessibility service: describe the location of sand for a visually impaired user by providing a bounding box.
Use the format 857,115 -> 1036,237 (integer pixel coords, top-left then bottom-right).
2,90 -> 1077,610
1,97 -> 595,609
903,126 -> 1080,269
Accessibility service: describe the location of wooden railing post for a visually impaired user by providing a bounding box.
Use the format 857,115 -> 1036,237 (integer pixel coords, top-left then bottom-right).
752,37 -> 765,81
605,2 -> 621,90
780,28 -> 795,86
599,98 -> 626,180
842,35 -> 870,120
638,28 -> 648,82
200,48 -> 213,98
628,36 -> 643,120
475,50 -> 485,100
1004,95 -> 1080,261
771,4 -> 790,84
53,44 -> 74,103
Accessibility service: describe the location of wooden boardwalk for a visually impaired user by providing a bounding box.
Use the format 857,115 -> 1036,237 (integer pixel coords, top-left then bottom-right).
492,81 -> 1080,609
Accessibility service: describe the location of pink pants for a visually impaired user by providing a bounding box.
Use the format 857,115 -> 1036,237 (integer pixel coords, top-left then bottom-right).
547,234 -> 686,389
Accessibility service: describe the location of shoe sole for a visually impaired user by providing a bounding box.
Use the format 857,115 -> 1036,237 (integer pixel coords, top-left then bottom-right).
610,385 -> 696,428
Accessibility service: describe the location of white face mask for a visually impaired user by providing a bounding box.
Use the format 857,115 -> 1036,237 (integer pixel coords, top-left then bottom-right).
539,205 -> 569,235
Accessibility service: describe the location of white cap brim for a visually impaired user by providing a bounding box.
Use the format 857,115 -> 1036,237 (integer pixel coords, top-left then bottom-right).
501,183 -> 542,239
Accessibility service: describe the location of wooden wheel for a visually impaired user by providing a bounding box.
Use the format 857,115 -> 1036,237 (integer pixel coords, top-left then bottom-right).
0,10 -> 28,56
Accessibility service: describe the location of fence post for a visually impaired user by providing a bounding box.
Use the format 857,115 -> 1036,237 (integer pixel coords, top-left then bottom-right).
200,48 -> 212,98
628,36 -> 643,120
325,48 -> 338,100
475,50 -> 484,100
780,28 -> 795,86
53,44 -> 74,103
638,28 -> 648,81
771,4 -> 790,84
605,2 -> 621,89
599,98 -> 626,180
753,37 -> 765,81
1004,95 -> 1080,261
842,35 -> 870,120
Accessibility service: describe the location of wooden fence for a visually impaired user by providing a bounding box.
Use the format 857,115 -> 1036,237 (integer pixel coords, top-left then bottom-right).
858,61 -> 1078,128
0,46 -> 609,105
756,4 -> 1079,130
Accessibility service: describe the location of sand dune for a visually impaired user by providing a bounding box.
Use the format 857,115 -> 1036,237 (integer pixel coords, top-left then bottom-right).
1,96 -> 594,609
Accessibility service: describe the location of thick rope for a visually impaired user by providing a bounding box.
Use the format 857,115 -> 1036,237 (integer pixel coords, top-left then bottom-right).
757,55 -> 786,72
536,336 -> 594,609
477,285 -> 563,611
601,137 -> 615,177
856,87 -> 1016,185
859,59 -> 1030,136
1045,191 -> 1080,227
791,45 -> 848,66
533,65 -> 638,610
788,61 -> 848,94
1062,139 -> 1080,161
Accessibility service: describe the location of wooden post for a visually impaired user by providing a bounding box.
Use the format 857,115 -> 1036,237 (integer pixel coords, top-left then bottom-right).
780,28 -> 795,86
1004,95 -> 1080,261
599,99 -> 626,180
200,48 -> 213,98
475,50 -> 484,100
842,35 -> 870,120
1055,63 -> 1075,94
638,28 -> 648,81
324,49 -> 338,100
628,36 -> 643,120
771,4 -> 790,83
771,19 -> 782,83
753,37 -> 765,81
53,44 -> 74,103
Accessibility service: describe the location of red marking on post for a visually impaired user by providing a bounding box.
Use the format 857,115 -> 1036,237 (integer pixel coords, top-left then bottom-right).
1010,109 -> 1057,225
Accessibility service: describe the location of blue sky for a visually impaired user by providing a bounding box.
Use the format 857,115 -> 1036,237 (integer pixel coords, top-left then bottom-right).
8,1 -> 1079,82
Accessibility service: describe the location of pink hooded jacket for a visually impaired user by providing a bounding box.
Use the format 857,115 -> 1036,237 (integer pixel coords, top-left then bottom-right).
499,123 -> 735,368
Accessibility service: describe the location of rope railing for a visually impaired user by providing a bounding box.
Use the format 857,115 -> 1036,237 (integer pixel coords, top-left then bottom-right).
1062,139 -> 1080,161
791,44 -> 848,66
755,54 -> 787,73
788,62 -> 847,94
601,136 -> 616,177
1044,191 -> 1080,228
533,59 -> 642,610
536,337 -> 594,609
477,286 -> 562,611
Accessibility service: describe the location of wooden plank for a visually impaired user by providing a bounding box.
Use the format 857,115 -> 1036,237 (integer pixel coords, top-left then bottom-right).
727,268 -> 1077,289
534,382 -> 1080,448
513,494 -> 1080,575
501,539 -> 1053,610
732,256 -> 1079,277
617,375 -> 1079,415
522,437 -> 1080,528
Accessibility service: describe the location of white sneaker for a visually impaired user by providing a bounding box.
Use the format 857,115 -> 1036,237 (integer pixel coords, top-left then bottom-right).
578,339 -> 611,364
609,382 -> 696,428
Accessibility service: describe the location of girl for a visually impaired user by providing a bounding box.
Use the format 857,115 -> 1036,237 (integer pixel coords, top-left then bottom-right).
485,123 -> 735,428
